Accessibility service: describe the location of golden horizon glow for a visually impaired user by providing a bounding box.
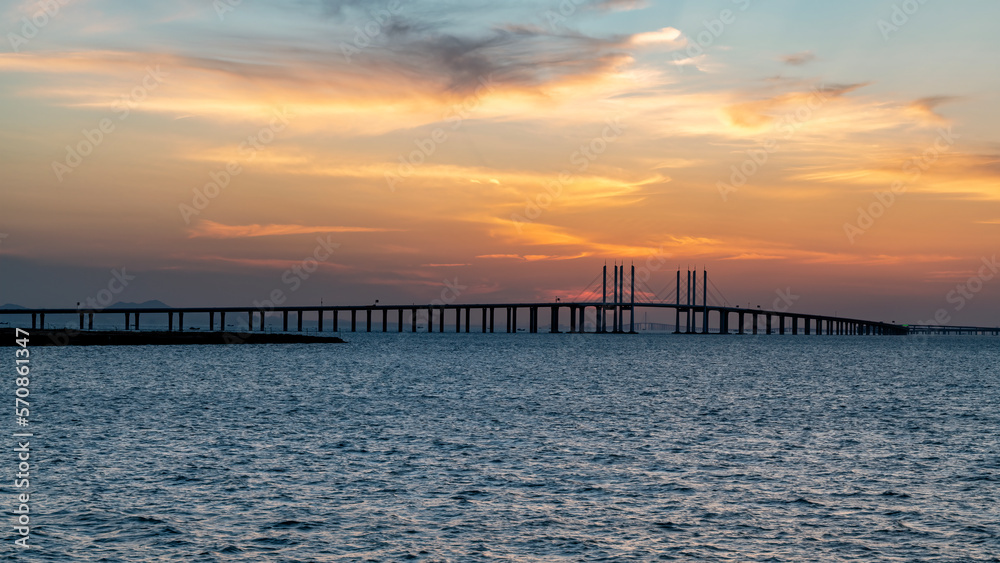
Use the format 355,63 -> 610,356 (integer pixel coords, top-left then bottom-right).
1,1 -> 999,322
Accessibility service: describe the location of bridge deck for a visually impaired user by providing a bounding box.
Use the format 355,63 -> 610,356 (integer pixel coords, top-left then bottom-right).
0,302 -> 933,336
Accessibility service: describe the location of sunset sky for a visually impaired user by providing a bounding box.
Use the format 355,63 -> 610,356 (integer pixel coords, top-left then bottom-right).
2,0 -> 999,325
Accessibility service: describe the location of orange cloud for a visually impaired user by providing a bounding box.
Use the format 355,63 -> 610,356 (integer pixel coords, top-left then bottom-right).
722,83 -> 869,131
189,221 -> 397,239
905,96 -> 959,124
631,27 -> 683,46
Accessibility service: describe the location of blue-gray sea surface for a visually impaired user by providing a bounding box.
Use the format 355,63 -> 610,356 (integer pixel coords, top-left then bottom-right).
7,334 -> 1000,561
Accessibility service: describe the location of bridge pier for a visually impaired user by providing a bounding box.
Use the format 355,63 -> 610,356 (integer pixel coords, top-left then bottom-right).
411,309 -> 417,332
752,313 -> 758,335
333,310 -> 339,332
455,308 -> 461,333
318,310 -> 324,332
766,314 -> 772,335
178,312 -> 184,332
89,313 -> 94,330
466,308 -> 471,333
384,309 -> 389,332
398,309 -> 403,333
439,308 -> 444,333
490,308 -> 495,333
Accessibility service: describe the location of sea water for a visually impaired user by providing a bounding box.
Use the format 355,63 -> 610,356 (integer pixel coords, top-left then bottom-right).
7,333 -> 1000,561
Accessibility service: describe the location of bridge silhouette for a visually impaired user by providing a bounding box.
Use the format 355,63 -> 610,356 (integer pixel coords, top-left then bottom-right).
3,264 -> 997,336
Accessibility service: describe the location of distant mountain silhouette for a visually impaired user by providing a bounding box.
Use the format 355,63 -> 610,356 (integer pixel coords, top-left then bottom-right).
0,304 -> 26,310
107,300 -> 172,309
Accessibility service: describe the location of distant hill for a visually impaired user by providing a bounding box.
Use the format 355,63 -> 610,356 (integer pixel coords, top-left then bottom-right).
0,304 -> 26,310
107,300 -> 172,309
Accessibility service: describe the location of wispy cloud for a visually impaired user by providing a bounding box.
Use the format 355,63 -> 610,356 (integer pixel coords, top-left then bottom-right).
780,51 -> 816,66
631,27 -> 683,46
906,96 -> 959,124
587,0 -> 650,12
722,82 -> 869,131
189,221 -> 398,239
